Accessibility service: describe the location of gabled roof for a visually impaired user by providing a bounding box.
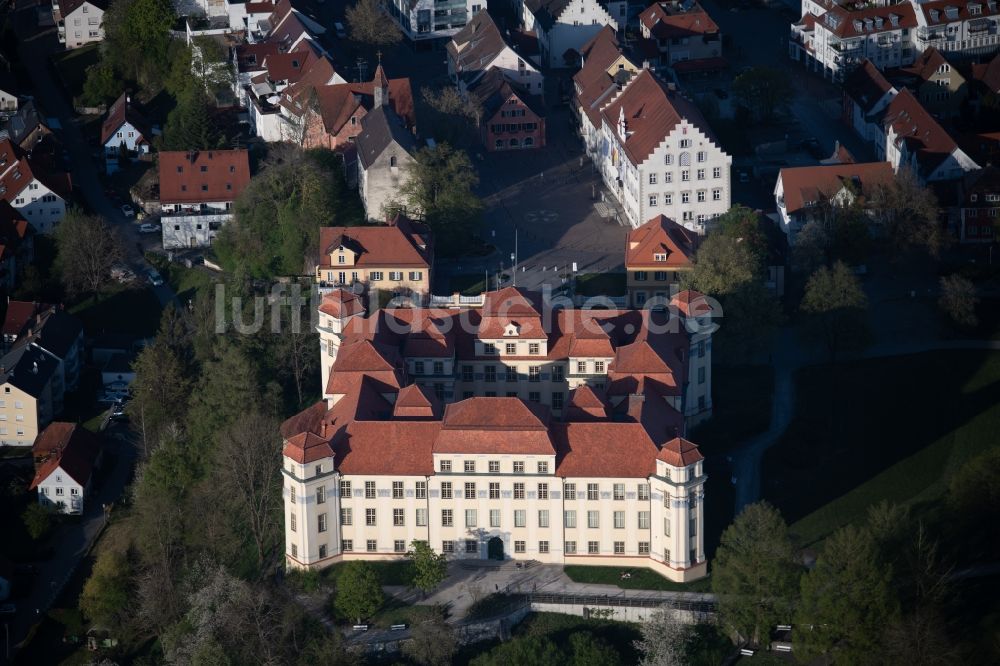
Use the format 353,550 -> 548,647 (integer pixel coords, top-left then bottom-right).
640,1 -> 719,40
435,397 -> 554,455
961,165 -> 1000,207
19,307 -> 83,359
819,3 -> 916,38
235,42 -> 282,73
448,11 -> 527,85
625,215 -> 696,269
553,421 -> 660,477
602,69 -> 719,166
919,0 -> 1000,25
843,59 -> 896,115
524,0 -> 575,31
393,383 -> 442,419
0,202 -> 29,261
355,106 -> 418,169
562,385 -> 609,421
468,68 -> 545,120
574,26 -> 636,129
0,138 -> 72,202
0,343 -> 58,398
898,47 -> 958,85
157,149 -> 251,205
0,100 -> 49,147
2,300 -> 49,339
101,92 -> 152,146
57,0 -> 107,17
883,88 -> 968,175
262,49 -> 316,83
318,214 -> 431,269
310,75 -> 415,135
971,52 -> 1000,94
657,436 -> 704,466
30,422 -> 100,490
778,162 -> 895,214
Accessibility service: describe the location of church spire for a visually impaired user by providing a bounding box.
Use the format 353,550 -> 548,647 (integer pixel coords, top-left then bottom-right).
372,55 -> 389,108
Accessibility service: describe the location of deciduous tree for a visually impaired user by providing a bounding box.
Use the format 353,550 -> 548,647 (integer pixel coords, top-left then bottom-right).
346,0 -> 402,48
22,502 -> 56,540
80,549 -> 135,629
938,274 -> 979,328
403,613 -> 457,666
732,67 -> 792,121
333,561 -> 383,624
634,606 -> 690,666
53,210 -> 124,298
127,340 -> 191,456
800,261 -> 871,361
870,170 -> 944,255
408,540 -> 448,595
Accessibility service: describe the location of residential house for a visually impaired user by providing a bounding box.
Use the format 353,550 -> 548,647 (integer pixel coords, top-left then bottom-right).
0,344 -> 58,447
29,422 -> 101,514
591,68 -> 731,232
958,165 -> 1000,242
774,161 -> 895,240
315,214 -> 433,305
295,65 -> 416,152
971,50 -> 1000,98
0,203 -> 31,291
637,1 -> 723,73
521,0 -> 618,68
0,101 -> 54,151
100,92 -> 152,174
2,300 -> 50,353
0,138 -> 71,234
1,301 -> 84,412
53,0 -> 107,49
890,47 -> 968,118
911,0 -> 1000,59
447,10 -> 545,98
843,59 -> 899,143
880,88 -> 980,183
158,149 -> 252,249
385,0 -> 481,42
283,286 -> 714,579
468,68 -> 546,151
355,90 -> 419,222
0,71 -> 17,114
573,25 -> 640,158
624,215 -> 696,308
101,352 -> 136,392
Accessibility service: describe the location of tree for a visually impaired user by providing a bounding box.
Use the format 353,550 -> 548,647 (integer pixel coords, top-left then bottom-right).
634,607 -> 690,666
947,447 -> 1000,555
732,67 -> 792,121
938,274 -> 979,328
186,343 -> 261,458
191,36 -> 235,103
127,340 -> 191,456
101,0 -> 176,89
568,632 -> 622,666
22,502 -> 56,540
869,170 -> 943,255
792,203 -> 872,274
161,79 -> 222,151
800,261 -> 871,361
884,608 -> 959,666
470,636 -> 564,666
682,233 -> 758,297
716,205 -> 770,270
796,525 -> 899,664
80,549 -> 134,629
711,502 -> 798,646
53,210 -> 124,298
333,561 -> 383,624
80,60 -> 120,107
408,540 -> 448,596
346,0 -> 402,48
403,614 -> 457,666
396,143 -> 483,256
713,281 -> 783,361
213,412 -> 283,574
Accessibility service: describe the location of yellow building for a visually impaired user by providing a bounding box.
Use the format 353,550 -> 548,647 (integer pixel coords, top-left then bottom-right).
624,215 -> 697,308
0,345 -> 58,447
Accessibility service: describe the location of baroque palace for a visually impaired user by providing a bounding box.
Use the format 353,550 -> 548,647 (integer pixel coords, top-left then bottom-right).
281,286 -> 714,582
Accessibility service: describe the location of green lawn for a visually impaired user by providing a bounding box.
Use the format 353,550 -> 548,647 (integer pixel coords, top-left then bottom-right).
563,565 -> 711,592
50,43 -> 100,102
690,364 -> 773,456
371,598 -> 442,629
575,272 -> 627,297
448,273 -> 489,296
323,559 -> 415,587
762,351 -> 1000,547
69,285 -> 162,338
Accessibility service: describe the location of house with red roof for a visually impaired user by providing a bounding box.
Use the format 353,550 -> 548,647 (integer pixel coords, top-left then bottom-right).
282,286 -> 713,580
889,47 -> 968,119
638,1 -> 724,72
573,26 -> 641,156
958,166 -> 1000,243
158,149 -> 251,248
520,0 -> 620,68
468,68 -> 546,151
53,0 -> 107,50
624,215 -> 697,307
0,202 -> 31,291
842,59 -> 898,143
447,10 -> 545,98
0,138 -> 71,234
29,423 -> 101,514
100,92 -> 152,174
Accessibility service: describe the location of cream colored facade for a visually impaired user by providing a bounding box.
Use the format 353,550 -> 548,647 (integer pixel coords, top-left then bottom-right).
284,449 -> 707,582
314,235 -> 431,303
626,268 -> 692,308
0,386 -> 46,447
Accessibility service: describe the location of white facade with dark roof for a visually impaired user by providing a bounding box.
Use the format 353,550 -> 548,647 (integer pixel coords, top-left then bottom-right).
522,0 -> 619,68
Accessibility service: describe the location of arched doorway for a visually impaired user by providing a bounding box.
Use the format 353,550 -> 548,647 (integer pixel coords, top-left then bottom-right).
487,536 -> 504,560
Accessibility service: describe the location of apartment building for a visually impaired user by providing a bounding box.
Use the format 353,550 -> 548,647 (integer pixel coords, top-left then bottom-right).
624,215 -> 697,307
386,0 -> 481,41
158,149 -> 252,249
891,47 -> 968,118
448,10 -> 545,98
0,344 -> 58,447
53,0 -> 106,50
0,138 -> 71,234
573,26 -> 640,157
958,165 -> 1000,242
285,286 -> 715,580
314,214 -> 433,304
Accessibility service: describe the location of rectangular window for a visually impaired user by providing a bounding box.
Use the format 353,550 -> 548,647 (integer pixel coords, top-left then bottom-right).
442,541 -> 454,554
613,483 -> 625,501
588,511 -> 600,528
462,365 -> 473,382
489,460 -> 500,473
416,481 -> 427,499
466,540 -> 478,554
639,542 -> 650,555
537,483 -> 548,499
515,540 -> 526,553
343,539 -> 353,552
489,482 -> 500,499
366,508 -> 376,526
318,513 -> 328,532
319,544 -> 327,558
529,366 -> 541,382
565,541 -> 577,554
506,366 -> 518,382
552,392 -> 564,410
713,166 -> 722,178
370,271 -> 383,281
552,365 -> 564,382
664,517 -> 671,537
697,169 -> 705,180
614,511 -> 625,529
442,509 -> 453,527
464,460 -> 476,473
682,170 -> 690,181
514,483 -> 525,499
395,540 -> 406,553
485,366 -> 496,383
513,461 -> 525,474
699,367 -> 706,384
316,486 -> 326,504
365,481 -> 376,499
649,194 -> 658,207
505,342 -> 517,354
712,189 -> 722,201
529,391 -> 540,403
289,512 -> 297,532
565,483 -> 576,500
515,509 -> 526,527
341,508 -> 352,525
465,482 -> 476,499
289,487 -> 296,504
649,173 -> 657,184
639,511 -> 651,529
682,191 -> 690,203
539,540 -> 549,554
697,190 -> 706,202
588,541 -> 600,554
483,343 -> 498,356
392,481 -> 403,499
466,509 -> 477,528
490,509 -> 501,527
529,343 -> 540,355
538,509 -> 550,527
614,541 -> 625,554
416,508 -> 428,526
393,508 -> 405,526
440,460 -> 452,473
565,510 -> 577,528
537,461 -> 548,474
587,483 -> 599,500
441,482 -> 453,499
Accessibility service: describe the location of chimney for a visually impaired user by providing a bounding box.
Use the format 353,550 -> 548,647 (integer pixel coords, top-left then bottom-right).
642,60 -> 651,70
321,421 -> 328,438
32,361 -> 38,374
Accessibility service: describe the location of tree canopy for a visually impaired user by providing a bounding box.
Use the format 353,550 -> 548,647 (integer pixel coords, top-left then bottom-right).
800,261 -> 871,360
408,540 -> 448,595
53,209 -> 124,298
732,67 -> 792,122
346,0 -> 402,48
333,561 -> 383,623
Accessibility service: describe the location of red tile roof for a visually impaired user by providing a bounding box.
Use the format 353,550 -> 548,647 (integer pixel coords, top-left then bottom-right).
100,92 -> 151,146
393,383 -> 442,419
640,1 -> 719,40
158,149 -> 251,206
820,3 -> 917,38
0,202 -> 29,262
657,436 -> 704,466
435,397 -> 555,455
574,26 -> 634,130
317,215 -> 431,270
898,47 -> 954,84
2,300 -> 50,338
882,89 -> 965,175
563,385 -> 609,421
972,52 -> 1000,94
29,422 -> 100,490
843,59 -> 895,115
263,49 -> 317,83
312,76 -> 415,135
918,0 -> 1000,25
625,215 -> 697,269
553,422 -> 660,477
235,42 -> 282,73
778,162 -> 894,214
318,289 -> 365,319
0,138 -> 71,202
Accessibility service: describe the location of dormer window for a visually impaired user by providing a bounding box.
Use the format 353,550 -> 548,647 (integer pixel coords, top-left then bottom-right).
970,3 -> 982,15
504,322 -> 521,336
337,254 -> 345,264
654,252 -> 667,261
971,194 -> 978,202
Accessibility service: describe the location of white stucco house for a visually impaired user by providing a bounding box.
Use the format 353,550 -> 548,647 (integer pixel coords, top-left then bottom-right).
30,422 -> 101,515
53,0 -> 107,50
447,10 -> 545,97
521,0 -> 618,68
100,92 -> 152,175
0,138 -> 71,234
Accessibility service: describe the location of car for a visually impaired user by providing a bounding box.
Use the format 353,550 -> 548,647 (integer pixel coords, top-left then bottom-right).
334,21 -> 346,38
110,404 -> 128,421
121,204 -> 135,217
139,223 -> 161,234
147,268 -> 164,287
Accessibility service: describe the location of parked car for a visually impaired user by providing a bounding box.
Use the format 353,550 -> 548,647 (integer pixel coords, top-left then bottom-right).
139,223 -> 161,234
147,268 -> 164,287
121,204 -> 135,218
334,21 -> 346,38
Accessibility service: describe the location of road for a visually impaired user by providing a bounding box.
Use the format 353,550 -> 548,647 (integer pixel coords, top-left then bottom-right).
12,0 -> 177,308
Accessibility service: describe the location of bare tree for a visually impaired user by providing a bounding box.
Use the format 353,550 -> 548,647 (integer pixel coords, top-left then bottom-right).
215,412 -> 283,573
938,274 -> 979,328
346,0 -> 402,49
634,607 -> 691,666
870,170 -> 944,256
53,209 -> 124,298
